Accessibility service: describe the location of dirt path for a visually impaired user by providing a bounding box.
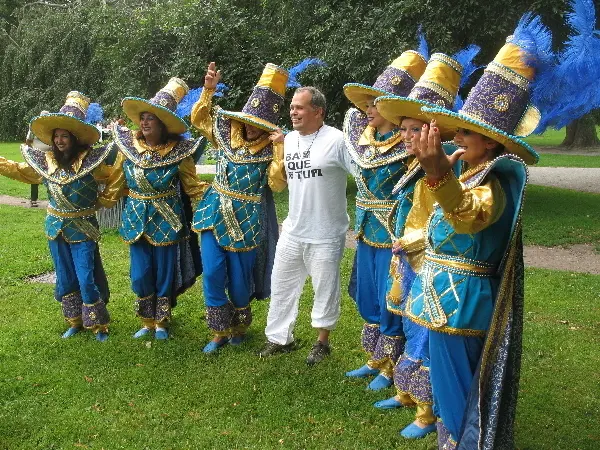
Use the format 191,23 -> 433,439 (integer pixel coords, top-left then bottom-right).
529,167 -> 600,194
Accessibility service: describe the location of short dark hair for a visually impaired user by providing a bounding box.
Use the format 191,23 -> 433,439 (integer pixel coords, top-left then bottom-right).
295,86 -> 326,117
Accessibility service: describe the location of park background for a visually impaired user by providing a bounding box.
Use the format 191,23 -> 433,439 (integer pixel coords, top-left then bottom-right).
0,0 -> 599,449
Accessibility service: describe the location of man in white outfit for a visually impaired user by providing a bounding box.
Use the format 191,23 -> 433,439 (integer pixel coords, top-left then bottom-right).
259,86 -> 354,365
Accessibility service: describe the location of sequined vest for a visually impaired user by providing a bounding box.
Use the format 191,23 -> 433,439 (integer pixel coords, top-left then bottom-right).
21,143 -> 116,243
192,109 -> 273,251
343,108 -> 409,247
405,155 -> 528,336
113,127 -> 201,245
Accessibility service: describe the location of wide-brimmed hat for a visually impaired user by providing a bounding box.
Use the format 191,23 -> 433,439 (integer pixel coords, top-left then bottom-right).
420,14 -> 554,165
375,47 -> 480,140
30,92 -> 101,146
122,77 -> 189,135
343,50 -> 427,112
220,63 -> 289,132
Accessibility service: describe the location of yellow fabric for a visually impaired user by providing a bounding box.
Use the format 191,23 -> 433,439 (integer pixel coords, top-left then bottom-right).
430,171 -> 506,234
417,54 -> 460,98
178,156 -> 208,205
493,43 -> 535,80
45,150 -> 89,175
389,50 -> 427,80
398,179 -> 435,270
190,87 -> 217,147
133,137 -> 177,157
96,151 -> 127,209
267,142 -> 287,193
230,120 -> 271,154
255,63 -> 288,96
357,125 -> 403,154
0,157 -> 43,184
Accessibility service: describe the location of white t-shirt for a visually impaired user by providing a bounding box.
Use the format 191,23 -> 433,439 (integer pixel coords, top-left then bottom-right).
281,125 -> 355,243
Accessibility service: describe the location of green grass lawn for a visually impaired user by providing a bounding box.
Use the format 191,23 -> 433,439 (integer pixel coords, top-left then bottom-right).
537,153 -> 600,168
0,142 -> 48,199
0,204 -> 598,448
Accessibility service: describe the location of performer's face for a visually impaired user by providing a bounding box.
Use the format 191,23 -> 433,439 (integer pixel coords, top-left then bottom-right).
244,124 -> 265,141
53,129 -> 73,153
290,90 -> 323,134
454,128 -> 499,166
365,99 -> 388,130
139,112 -> 164,141
400,117 -> 425,155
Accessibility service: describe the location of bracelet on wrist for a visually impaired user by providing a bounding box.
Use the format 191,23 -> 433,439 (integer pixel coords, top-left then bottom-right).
425,171 -> 452,192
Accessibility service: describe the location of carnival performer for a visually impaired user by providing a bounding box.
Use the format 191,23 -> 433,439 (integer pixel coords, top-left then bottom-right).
389,6 -> 600,445
370,47 -> 480,439
0,92 -> 115,341
106,78 -> 208,340
190,62 -> 291,353
258,85 -> 355,365
343,42 -> 428,390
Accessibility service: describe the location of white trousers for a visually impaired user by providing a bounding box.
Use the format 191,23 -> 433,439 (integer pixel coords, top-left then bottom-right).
265,230 -> 345,345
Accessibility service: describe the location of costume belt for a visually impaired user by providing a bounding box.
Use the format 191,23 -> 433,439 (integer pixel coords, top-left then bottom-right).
47,205 -> 96,219
422,251 -> 495,329
132,166 -> 182,232
356,197 -> 396,212
424,251 -> 496,277
213,181 -> 261,204
354,175 -> 396,237
47,183 -> 101,241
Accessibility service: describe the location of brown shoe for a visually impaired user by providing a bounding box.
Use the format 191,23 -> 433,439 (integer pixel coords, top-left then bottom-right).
257,340 -> 296,358
306,341 -> 331,365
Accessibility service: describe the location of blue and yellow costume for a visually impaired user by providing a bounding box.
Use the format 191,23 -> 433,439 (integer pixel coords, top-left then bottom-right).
105,78 -> 207,337
343,49 -> 427,384
190,64 -> 286,345
375,47 -> 481,437
0,92 -> 117,339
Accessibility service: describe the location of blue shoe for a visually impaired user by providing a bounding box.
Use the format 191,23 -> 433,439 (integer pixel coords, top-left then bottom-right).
400,422 -> 437,439
345,364 -> 379,378
62,327 -> 80,338
95,332 -> 109,342
374,397 -> 403,409
133,327 -> 151,338
367,374 -> 393,391
229,335 -> 246,346
202,338 -> 228,353
155,328 -> 169,340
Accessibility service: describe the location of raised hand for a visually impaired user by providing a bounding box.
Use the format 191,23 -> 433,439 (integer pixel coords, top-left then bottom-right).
269,128 -> 284,143
204,62 -> 222,90
411,120 -> 464,181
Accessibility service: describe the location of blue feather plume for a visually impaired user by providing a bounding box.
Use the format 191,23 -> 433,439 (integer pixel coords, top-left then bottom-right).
286,58 -> 327,88
85,102 -> 103,124
417,25 -> 429,60
508,12 -> 554,69
176,83 -> 229,119
533,0 -> 600,131
452,44 -> 481,87
453,93 -> 464,112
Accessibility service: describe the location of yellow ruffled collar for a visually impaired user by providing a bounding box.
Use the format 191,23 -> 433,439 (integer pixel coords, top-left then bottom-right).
358,125 -> 403,154
134,136 -> 178,157
230,120 -> 270,154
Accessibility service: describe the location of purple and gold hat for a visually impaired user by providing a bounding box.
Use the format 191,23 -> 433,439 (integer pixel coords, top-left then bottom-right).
220,63 -> 289,132
30,91 -> 101,146
122,77 -> 189,135
343,51 -> 427,112
376,47 -> 480,140
421,14 -> 553,165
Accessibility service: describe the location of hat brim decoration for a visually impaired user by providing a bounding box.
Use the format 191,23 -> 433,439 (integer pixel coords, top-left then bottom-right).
122,97 -> 188,135
219,109 -> 281,132
421,105 -> 539,164
343,85 -> 399,113
30,113 -> 100,147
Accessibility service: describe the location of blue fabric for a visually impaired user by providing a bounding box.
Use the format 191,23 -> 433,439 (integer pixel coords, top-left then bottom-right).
355,241 -> 402,336
429,330 -> 483,441
200,230 -> 257,308
48,236 -> 101,303
129,240 -> 177,298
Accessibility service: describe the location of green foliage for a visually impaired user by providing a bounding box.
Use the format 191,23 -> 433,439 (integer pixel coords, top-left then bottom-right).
0,0 -> 585,140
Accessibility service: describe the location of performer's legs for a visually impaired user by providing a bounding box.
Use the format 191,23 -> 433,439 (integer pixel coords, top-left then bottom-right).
130,240 -> 156,334
226,248 -> 257,342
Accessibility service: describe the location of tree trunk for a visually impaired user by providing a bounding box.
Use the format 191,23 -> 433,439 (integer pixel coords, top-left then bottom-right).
561,113 -> 600,148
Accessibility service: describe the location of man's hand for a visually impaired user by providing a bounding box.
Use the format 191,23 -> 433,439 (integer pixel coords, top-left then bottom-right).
411,120 -> 464,182
204,62 -> 222,89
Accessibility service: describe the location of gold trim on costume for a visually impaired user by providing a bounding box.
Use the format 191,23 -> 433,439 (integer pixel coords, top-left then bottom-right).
47,205 -> 96,219
486,61 -> 529,91
213,181 -> 262,203
128,189 -> 177,200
